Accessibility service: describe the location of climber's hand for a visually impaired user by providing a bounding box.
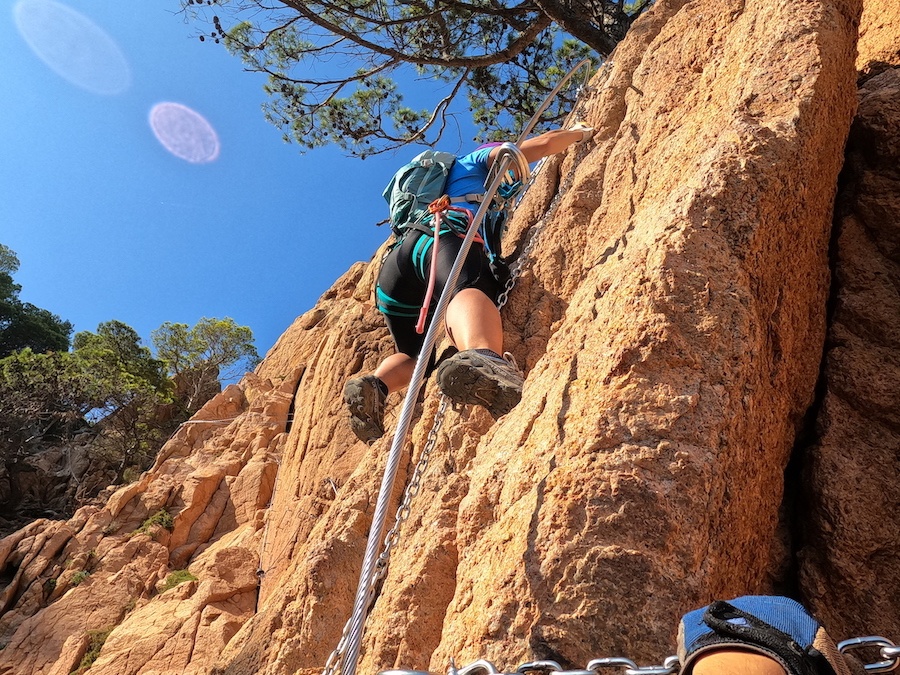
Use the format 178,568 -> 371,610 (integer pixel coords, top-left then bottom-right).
569,121 -> 594,145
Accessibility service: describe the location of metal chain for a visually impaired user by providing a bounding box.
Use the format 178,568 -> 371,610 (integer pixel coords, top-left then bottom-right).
331,69 -> 605,668
323,396 -> 450,675
329,53 -> 900,675
373,395 -> 449,584
494,60 -> 615,310
384,636 -> 900,675
443,657 -> 680,675
323,622 -> 350,675
494,134 -> 592,311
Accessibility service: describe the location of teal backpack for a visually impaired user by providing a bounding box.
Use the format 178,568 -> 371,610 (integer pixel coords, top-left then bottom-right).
382,149 -> 457,237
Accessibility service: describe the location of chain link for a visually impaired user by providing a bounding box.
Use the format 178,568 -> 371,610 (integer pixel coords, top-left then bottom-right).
323,624 -> 349,675
495,131 -> 593,311
515,661 -> 593,675
587,659 -> 638,671
625,656 -> 681,675
838,636 -> 900,672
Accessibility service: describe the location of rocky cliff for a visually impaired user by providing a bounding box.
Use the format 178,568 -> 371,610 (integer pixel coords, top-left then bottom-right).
1,0 -> 897,673
799,0 -> 900,641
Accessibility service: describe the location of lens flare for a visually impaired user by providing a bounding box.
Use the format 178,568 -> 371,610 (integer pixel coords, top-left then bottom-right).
13,0 -> 131,95
149,103 -> 221,164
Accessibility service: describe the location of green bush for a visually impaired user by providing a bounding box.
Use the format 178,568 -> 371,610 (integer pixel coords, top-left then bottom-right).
70,571 -> 90,587
135,510 -> 174,534
70,627 -> 112,675
160,569 -> 198,593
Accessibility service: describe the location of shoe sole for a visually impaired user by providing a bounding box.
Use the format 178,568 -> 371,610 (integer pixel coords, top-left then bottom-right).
344,378 -> 385,442
436,355 -> 522,418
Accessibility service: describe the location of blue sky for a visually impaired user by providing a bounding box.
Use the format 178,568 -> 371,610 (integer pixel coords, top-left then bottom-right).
1,0 -> 437,360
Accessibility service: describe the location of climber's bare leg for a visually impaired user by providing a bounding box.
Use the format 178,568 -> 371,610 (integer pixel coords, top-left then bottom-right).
445,288 -> 503,353
374,353 -> 416,394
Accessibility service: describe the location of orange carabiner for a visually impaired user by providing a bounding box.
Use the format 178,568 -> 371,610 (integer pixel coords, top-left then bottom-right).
428,195 -> 451,214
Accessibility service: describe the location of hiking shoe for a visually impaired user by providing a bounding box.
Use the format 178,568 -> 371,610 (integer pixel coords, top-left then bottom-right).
344,375 -> 387,443
435,350 -> 523,419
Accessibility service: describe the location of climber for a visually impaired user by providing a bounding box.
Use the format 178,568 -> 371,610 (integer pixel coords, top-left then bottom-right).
678,596 -> 864,675
344,124 -> 594,442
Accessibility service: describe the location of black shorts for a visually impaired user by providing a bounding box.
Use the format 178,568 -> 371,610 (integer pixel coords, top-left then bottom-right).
375,229 -> 499,359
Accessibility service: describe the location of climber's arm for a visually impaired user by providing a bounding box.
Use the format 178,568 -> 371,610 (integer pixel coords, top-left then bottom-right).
518,128 -> 589,162
487,125 -> 594,166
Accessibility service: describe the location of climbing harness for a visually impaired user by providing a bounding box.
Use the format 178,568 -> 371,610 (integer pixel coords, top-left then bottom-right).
378,637 -> 900,675
416,197 -> 476,334
325,57 -> 600,675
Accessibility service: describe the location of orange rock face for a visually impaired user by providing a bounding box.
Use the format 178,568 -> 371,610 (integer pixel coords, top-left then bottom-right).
0,381 -> 288,674
857,0 -> 900,71
798,66 -> 900,642
2,1 -> 895,674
